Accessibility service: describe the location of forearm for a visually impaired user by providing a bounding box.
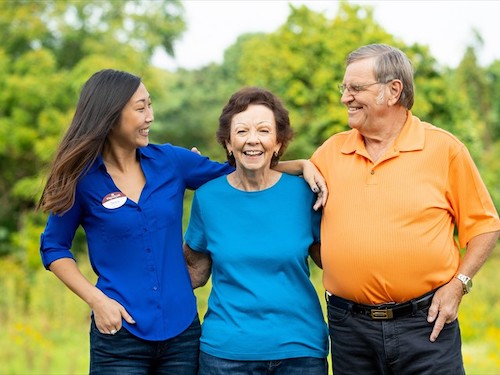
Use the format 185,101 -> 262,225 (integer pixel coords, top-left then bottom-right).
49,258 -> 105,308
274,159 -> 307,175
183,243 -> 212,288
459,230 -> 499,277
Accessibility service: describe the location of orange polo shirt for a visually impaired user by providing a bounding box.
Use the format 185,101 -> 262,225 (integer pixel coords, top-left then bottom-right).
311,112 -> 500,305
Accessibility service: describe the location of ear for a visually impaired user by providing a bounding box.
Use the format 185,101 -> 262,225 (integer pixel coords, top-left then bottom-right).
275,142 -> 282,155
225,140 -> 232,154
387,79 -> 403,106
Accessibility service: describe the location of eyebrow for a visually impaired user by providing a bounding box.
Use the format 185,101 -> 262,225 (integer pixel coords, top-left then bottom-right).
134,97 -> 151,104
233,120 -> 273,125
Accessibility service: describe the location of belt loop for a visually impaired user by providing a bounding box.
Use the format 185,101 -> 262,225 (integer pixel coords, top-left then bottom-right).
347,302 -> 353,314
411,299 -> 418,316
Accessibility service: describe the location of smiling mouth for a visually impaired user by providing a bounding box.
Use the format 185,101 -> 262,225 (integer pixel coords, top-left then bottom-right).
243,151 -> 263,156
347,106 -> 362,112
139,128 -> 150,136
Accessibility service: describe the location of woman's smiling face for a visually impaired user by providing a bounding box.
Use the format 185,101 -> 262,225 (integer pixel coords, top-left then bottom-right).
226,104 -> 281,174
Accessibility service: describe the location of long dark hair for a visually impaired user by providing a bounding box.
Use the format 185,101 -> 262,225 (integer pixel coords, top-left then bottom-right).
38,69 -> 141,214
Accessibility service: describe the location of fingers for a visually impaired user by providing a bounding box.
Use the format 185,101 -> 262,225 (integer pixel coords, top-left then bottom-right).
308,177 -> 328,211
429,317 -> 445,342
94,301 -> 135,335
102,308 -> 136,334
313,186 -> 328,211
426,300 -> 439,323
313,198 -> 322,211
121,308 -> 136,325
96,320 -> 121,335
427,291 -> 459,342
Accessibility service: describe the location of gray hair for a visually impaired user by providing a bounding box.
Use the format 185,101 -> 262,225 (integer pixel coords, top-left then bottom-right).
347,44 -> 414,109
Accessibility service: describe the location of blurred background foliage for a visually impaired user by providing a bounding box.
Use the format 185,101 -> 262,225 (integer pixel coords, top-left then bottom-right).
0,0 -> 498,373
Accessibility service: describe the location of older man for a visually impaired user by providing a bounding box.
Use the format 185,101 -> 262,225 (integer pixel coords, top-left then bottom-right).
311,44 -> 500,374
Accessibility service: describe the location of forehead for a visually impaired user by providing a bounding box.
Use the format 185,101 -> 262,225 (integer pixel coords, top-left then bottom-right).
231,104 -> 275,125
129,82 -> 149,102
343,58 -> 376,82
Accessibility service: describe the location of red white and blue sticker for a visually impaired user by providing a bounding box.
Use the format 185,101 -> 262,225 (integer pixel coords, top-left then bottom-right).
102,192 -> 127,209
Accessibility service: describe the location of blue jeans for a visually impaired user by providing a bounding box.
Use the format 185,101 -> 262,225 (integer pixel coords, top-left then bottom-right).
89,315 -> 201,374
199,351 -> 328,375
327,299 -> 465,375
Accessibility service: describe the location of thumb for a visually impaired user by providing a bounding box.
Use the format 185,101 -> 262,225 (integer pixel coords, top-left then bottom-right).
120,308 -> 136,324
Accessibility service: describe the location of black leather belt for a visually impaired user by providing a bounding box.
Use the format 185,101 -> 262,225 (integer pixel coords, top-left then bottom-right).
326,290 -> 435,320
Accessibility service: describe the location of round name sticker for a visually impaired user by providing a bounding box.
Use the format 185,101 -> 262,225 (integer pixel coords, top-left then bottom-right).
102,192 -> 127,209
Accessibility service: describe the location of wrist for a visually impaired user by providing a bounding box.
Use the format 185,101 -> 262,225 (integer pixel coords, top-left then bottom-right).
455,273 -> 473,295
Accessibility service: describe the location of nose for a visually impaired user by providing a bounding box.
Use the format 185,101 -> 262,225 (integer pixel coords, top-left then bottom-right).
340,90 -> 353,104
246,128 -> 259,143
146,106 -> 154,123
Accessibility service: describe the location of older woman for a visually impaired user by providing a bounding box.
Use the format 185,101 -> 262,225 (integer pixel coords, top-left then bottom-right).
183,87 -> 328,375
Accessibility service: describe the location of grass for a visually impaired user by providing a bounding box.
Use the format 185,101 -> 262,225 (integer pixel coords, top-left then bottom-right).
0,245 -> 499,374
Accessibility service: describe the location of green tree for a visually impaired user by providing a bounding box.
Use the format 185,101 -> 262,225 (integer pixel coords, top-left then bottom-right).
0,0 -> 186,258
151,64 -> 239,161
215,2 -> 456,160
486,60 -> 500,142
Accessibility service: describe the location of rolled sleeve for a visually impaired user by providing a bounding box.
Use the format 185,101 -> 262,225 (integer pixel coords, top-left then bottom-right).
40,202 -> 82,269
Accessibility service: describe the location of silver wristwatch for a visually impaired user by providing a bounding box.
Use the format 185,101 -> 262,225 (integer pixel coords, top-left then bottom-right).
456,273 -> 473,294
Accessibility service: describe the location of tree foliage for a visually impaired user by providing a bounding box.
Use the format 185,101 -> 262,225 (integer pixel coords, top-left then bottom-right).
0,0 -> 498,263
0,0 -> 185,257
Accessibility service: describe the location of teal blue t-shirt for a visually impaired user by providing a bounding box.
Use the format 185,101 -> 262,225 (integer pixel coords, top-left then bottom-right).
184,173 -> 328,360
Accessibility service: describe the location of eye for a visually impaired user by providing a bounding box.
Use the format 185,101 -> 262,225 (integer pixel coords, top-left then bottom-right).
351,85 -> 363,93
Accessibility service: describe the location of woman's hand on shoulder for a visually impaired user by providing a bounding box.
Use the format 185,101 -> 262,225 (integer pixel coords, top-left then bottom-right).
302,160 -> 328,210
273,159 -> 328,210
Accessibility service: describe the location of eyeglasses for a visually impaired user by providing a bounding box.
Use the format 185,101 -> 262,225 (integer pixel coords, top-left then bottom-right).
337,82 -> 383,95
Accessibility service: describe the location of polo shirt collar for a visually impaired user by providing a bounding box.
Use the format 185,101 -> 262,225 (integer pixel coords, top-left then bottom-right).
341,111 -> 424,155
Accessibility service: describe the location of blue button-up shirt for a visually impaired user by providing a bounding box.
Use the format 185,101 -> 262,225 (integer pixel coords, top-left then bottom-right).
40,143 -> 233,340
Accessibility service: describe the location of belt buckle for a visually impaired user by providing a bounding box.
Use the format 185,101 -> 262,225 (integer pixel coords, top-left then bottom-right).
370,308 -> 394,320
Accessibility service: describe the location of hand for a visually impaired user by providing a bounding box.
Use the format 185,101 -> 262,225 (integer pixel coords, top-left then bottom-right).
302,160 -> 328,210
191,147 -> 201,155
91,294 -> 135,335
427,280 -> 463,342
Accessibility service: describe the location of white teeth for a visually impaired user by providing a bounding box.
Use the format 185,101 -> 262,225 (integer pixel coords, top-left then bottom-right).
244,151 -> 262,155
140,129 -> 149,135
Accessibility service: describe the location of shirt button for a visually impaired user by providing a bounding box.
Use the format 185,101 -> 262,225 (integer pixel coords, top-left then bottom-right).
370,170 -> 375,175
153,286 -> 158,291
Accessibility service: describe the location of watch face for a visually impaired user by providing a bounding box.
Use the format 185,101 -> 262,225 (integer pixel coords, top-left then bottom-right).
465,279 -> 472,290
457,274 -> 472,293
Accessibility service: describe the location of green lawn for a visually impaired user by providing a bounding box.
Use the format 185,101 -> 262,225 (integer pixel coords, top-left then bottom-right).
1,245 -> 499,374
